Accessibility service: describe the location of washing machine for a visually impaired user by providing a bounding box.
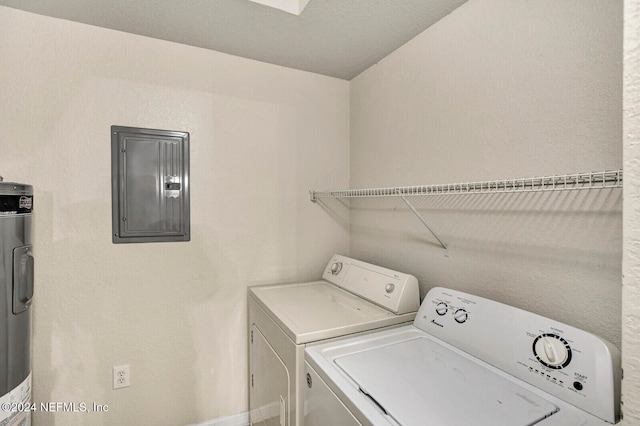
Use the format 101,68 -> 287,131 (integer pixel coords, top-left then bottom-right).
304,287 -> 621,426
248,255 -> 420,426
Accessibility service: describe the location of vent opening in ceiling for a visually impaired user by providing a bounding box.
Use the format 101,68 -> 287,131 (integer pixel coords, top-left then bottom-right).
248,0 -> 311,16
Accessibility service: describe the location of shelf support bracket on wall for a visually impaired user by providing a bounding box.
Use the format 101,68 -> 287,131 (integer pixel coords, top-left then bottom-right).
396,190 -> 447,250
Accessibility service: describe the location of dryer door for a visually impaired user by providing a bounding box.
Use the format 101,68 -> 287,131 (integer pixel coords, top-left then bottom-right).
250,325 -> 289,426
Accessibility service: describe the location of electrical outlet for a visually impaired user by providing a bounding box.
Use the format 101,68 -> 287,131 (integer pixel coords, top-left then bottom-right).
113,365 -> 130,389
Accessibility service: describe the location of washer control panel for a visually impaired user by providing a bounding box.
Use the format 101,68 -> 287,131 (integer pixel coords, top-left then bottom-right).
434,301 -> 469,324
414,287 -> 621,424
322,255 -> 420,315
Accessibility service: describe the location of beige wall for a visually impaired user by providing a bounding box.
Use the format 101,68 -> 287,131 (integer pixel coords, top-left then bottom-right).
350,0 -> 623,355
0,6 -> 349,425
623,0 -> 640,422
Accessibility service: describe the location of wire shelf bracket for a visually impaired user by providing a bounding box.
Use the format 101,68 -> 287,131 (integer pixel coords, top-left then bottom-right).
397,190 -> 447,250
309,169 -> 622,250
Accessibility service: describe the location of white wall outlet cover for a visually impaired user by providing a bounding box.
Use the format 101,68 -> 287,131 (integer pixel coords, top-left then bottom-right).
113,365 -> 130,389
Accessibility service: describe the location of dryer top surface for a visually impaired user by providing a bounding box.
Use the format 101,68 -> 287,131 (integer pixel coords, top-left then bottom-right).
250,281 -> 414,344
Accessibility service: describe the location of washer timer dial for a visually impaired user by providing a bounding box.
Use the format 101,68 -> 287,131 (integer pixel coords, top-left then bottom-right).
533,333 -> 572,369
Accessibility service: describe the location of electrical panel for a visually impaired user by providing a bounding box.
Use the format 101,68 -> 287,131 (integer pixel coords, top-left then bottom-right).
111,126 -> 190,243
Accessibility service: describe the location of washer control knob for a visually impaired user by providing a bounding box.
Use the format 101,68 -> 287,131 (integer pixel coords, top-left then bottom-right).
330,262 -> 343,275
435,302 -> 448,316
454,308 -> 468,323
533,334 -> 572,369
385,283 -> 395,293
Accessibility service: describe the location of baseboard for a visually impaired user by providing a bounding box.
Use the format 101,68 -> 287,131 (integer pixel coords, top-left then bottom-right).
186,411 -> 249,426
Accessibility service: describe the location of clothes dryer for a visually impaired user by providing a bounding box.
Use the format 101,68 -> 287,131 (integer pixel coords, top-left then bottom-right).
248,255 -> 419,426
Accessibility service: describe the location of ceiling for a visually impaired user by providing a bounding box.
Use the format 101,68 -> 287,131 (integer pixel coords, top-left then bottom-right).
0,0 -> 468,80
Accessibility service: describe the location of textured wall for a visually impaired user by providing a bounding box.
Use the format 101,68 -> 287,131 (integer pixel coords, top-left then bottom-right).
0,6 -> 349,425
623,0 -> 640,422
350,0 -> 622,352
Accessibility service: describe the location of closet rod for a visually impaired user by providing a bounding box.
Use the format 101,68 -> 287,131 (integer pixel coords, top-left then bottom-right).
309,169 -> 622,202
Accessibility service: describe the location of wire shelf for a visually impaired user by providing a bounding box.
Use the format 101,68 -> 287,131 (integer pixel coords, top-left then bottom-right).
310,169 -> 623,201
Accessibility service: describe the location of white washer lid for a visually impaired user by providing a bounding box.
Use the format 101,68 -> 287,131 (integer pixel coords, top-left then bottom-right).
335,337 -> 558,426
250,282 -> 414,344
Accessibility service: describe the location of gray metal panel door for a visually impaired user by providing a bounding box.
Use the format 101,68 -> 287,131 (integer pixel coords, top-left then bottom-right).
111,126 -> 190,243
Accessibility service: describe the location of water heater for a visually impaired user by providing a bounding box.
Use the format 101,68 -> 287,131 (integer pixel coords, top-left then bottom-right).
0,181 -> 33,425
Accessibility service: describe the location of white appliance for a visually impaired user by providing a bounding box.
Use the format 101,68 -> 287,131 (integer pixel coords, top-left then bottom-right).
248,255 -> 420,426
305,287 -> 621,426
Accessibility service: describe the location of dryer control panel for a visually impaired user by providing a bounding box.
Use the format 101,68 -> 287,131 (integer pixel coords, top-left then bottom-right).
322,255 -> 419,315
414,287 -> 621,424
